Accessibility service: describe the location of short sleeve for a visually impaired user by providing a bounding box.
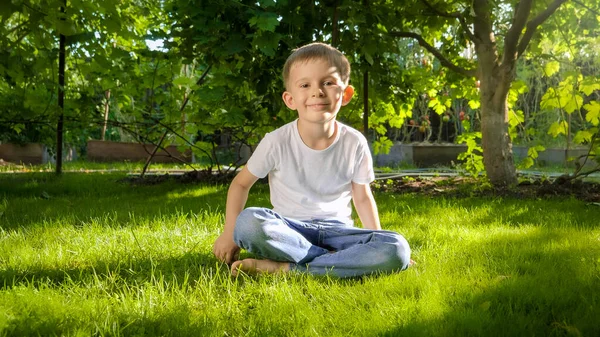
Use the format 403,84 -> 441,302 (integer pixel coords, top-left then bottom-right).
352,138 -> 375,184
246,133 -> 276,179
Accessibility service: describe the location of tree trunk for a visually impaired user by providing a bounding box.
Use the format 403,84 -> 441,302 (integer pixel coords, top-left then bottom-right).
101,89 -> 110,140
56,2 -> 66,175
331,0 -> 339,46
479,74 -> 517,186
363,70 -> 369,137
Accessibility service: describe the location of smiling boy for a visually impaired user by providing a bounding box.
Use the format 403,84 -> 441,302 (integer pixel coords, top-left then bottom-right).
212,42 -> 411,278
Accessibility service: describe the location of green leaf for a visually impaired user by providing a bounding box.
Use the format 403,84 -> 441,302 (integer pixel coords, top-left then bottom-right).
172,77 -> 195,87
527,146 -> 540,159
573,130 -> 593,144
580,79 -> 600,96
254,32 -> 281,57
221,34 -> 247,56
461,120 -> 471,132
521,157 -> 534,169
389,115 -> 404,128
427,98 -> 446,115
55,20 -> 78,36
543,61 -> 560,77
511,80 -> 529,94
563,94 -> 583,114
375,125 -> 387,135
540,88 -> 559,110
104,17 -> 122,34
468,99 -> 480,109
443,97 -> 452,108
12,124 -> 25,134
547,121 -> 569,137
364,52 -> 374,66
373,137 -> 393,155
249,12 -> 280,32
398,103 -> 412,119
584,101 -> 600,126
426,89 -> 438,98
382,102 -> 395,116
509,109 -> 524,127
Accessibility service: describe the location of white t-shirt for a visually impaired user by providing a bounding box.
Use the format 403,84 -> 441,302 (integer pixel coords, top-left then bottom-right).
246,120 -> 375,223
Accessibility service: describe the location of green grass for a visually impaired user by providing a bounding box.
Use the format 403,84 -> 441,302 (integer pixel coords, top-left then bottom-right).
0,172 -> 598,336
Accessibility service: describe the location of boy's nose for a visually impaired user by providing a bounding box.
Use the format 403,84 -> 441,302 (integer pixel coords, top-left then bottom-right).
312,88 -> 325,97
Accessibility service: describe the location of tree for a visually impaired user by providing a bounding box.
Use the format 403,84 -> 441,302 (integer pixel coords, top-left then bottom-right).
384,0 -> 593,186
0,0 -> 156,163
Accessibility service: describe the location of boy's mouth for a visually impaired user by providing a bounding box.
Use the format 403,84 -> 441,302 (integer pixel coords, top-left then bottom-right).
307,103 -> 329,110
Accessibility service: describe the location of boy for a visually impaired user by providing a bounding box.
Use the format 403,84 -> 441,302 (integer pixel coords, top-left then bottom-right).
213,42 -> 411,278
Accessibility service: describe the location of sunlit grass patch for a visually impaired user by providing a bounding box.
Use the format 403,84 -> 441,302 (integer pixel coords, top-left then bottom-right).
0,172 -> 598,336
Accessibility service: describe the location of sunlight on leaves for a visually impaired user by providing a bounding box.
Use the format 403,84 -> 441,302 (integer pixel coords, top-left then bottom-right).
584,102 -> 600,126
372,137 -> 393,155
547,121 -> 569,137
543,61 -> 560,77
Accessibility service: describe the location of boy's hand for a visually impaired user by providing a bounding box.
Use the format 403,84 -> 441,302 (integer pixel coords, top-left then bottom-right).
213,232 -> 240,264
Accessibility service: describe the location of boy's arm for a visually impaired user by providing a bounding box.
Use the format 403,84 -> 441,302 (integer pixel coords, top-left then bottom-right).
351,181 -> 382,230
213,166 -> 259,264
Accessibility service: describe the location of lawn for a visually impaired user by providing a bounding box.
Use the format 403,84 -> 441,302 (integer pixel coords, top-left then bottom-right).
0,172 -> 598,336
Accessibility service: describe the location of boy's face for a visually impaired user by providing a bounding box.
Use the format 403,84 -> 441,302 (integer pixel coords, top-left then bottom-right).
282,58 -> 353,125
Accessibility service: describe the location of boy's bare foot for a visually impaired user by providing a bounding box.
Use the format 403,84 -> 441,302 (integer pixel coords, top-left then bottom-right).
410,259 -> 416,266
231,258 -> 290,276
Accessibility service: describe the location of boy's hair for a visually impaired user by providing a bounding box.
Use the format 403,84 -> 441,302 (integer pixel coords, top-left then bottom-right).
282,42 -> 351,88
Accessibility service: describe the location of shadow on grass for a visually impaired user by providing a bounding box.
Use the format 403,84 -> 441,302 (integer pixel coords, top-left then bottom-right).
0,172 -> 269,230
0,251 -> 224,291
382,225 -> 600,336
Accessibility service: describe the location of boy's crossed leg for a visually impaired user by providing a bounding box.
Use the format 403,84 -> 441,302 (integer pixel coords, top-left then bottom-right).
231,207 -> 412,278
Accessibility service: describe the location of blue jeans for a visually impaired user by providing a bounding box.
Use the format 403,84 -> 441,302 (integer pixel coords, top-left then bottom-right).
233,207 -> 411,278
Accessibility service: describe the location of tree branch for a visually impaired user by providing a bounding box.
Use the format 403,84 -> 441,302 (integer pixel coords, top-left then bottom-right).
503,0 -> 533,65
516,0 -> 569,58
389,31 -> 476,77
21,1 -> 48,17
472,0 -> 496,46
458,16 -> 477,43
179,64 -> 212,112
5,20 -> 29,36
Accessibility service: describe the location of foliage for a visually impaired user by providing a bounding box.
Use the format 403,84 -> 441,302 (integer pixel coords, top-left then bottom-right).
0,0 -> 164,147
378,0 -> 600,186
1,0 -> 600,181
456,130 -> 484,177
530,3 -> 600,176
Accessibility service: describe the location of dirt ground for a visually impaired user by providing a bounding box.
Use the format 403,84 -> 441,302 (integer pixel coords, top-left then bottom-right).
121,170 -> 600,203
372,176 -> 600,203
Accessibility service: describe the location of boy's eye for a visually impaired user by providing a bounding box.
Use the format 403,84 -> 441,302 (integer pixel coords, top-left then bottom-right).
300,84 -> 309,88
323,81 -> 333,86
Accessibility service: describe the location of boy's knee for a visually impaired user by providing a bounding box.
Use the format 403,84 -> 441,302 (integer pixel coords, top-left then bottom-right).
234,207 -> 274,247
376,232 -> 411,272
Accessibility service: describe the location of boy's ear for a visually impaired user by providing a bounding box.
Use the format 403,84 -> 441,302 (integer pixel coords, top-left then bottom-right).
282,91 -> 296,109
342,85 -> 355,106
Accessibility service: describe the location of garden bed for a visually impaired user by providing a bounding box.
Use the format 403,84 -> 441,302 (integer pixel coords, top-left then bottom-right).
87,140 -> 191,163
374,143 -> 596,168
373,175 -> 600,202
0,143 -> 49,165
